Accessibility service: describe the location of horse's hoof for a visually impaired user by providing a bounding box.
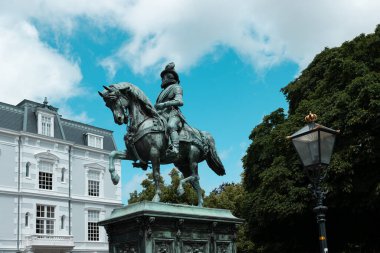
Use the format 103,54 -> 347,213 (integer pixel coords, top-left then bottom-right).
177,187 -> 185,196
152,194 -> 160,202
111,174 -> 120,185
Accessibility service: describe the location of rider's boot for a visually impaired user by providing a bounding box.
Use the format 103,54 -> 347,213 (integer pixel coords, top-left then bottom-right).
166,130 -> 179,158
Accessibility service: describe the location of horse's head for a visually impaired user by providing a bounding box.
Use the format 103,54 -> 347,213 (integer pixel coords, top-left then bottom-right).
99,85 -> 130,125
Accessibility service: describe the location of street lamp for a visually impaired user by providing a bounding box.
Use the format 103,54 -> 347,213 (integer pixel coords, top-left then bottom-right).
288,112 -> 339,253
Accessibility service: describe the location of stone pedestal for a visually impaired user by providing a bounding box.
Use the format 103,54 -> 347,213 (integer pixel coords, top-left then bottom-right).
99,201 -> 243,253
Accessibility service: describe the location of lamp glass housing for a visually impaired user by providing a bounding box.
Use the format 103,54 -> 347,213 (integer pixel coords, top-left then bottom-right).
290,123 -> 337,168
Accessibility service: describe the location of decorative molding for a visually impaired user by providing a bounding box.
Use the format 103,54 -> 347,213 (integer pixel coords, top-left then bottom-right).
0,103 -> 23,114
176,218 -> 184,239
61,120 -> 112,136
84,163 -> 106,171
34,151 -> 59,162
136,216 -> 155,238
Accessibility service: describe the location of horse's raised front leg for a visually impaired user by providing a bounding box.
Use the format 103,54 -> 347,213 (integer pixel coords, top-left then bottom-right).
109,150 -> 127,185
150,147 -> 161,202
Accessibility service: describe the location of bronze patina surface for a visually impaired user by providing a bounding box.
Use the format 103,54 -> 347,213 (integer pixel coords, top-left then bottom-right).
99,63 -> 226,207
99,201 -> 243,253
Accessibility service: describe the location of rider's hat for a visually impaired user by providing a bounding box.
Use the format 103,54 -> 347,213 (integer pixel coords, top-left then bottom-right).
160,62 -> 180,83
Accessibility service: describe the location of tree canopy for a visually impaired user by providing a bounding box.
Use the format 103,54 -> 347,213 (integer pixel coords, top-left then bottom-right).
242,25 -> 380,252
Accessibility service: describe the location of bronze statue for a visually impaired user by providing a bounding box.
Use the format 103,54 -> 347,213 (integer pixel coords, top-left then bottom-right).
99,63 -> 225,207
155,63 -> 183,159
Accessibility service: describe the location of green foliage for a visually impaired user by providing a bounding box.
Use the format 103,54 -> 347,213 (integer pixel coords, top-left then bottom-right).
242,25 -> 380,252
128,168 -> 201,205
204,183 -> 255,252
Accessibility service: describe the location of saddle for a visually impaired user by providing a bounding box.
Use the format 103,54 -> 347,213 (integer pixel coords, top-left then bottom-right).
125,116 -> 209,169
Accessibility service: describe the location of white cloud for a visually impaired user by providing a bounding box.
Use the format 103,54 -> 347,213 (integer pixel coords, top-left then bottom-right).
0,0 -> 379,88
59,104 -> 94,124
0,17 -> 82,105
99,0 -> 380,75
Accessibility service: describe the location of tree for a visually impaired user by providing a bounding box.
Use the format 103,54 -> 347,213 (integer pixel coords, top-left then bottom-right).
242,25 -> 380,252
128,168 -> 201,205
204,183 -> 255,252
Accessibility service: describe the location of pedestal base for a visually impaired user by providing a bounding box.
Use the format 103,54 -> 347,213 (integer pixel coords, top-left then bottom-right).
99,201 -> 243,253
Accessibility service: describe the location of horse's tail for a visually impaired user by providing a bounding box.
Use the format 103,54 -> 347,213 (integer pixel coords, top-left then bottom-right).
203,132 -> 226,176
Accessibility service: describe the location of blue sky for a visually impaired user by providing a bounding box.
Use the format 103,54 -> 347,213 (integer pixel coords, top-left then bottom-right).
0,0 -> 379,203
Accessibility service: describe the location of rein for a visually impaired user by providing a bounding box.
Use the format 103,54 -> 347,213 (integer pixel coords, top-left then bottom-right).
113,91 -> 165,166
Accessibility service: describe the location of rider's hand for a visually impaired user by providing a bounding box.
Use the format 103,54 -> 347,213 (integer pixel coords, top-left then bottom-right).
155,103 -> 165,110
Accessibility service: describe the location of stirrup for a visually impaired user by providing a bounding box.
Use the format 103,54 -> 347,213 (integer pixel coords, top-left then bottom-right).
166,147 -> 179,159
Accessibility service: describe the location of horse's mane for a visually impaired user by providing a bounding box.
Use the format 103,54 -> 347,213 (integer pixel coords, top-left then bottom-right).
109,82 -> 159,118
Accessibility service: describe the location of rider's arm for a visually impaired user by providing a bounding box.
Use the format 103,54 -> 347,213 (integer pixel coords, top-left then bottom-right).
160,86 -> 183,108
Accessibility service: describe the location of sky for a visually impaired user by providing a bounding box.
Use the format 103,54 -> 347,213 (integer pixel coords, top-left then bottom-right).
0,0 -> 379,204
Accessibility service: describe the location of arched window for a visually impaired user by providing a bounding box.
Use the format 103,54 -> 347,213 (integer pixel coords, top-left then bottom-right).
25,212 -> 30,227
61,168 -> 65,182
61,215 -> 65,229
26,162 -> 31,177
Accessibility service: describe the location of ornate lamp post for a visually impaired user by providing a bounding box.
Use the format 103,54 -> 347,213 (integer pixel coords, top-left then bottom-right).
288,113 -> 339,253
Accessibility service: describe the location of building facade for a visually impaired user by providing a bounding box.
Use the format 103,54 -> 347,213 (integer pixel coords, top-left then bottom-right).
0,99 -> 122,253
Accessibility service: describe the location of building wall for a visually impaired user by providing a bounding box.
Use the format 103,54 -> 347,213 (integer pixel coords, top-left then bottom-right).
0,132 -> 18,189
0,195 -> 17,250
0,129 -> 121,253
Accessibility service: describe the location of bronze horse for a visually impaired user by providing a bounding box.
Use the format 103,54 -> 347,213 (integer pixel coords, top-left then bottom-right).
99,82 -> 225,206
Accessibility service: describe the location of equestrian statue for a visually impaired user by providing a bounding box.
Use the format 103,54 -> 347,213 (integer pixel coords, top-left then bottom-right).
98,63 -> 225,207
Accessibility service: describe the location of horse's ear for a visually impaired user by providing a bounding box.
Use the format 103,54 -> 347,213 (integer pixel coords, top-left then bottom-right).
98,91 -> 104,98
103,85 -> 112,92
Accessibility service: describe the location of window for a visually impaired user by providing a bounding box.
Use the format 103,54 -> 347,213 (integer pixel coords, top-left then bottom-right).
88,171 -> 100,196
88,210 -> 99,241
26,162 -> 31,177
86,133 -> 103,149
37,112 -> 54,137
61,215 -> 65,229
61,168 -> 65,182
36,205 -> 55,234
25,212 -> 30,227
39,161 -> 53,190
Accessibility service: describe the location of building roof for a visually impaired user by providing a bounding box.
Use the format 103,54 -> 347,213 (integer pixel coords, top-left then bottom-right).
0,99 -> 116,151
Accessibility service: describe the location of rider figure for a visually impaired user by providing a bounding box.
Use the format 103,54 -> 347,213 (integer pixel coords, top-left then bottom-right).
155,62 -> 183,158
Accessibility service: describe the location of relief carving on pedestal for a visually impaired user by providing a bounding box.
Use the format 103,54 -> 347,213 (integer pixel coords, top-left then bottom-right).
216,242 -> 231,253
154,240 -> 173,253
114,242 -> 138,253
183,241 -> 207,253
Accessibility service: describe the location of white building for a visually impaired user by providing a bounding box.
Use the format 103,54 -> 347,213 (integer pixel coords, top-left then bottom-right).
0,99 -> 122,253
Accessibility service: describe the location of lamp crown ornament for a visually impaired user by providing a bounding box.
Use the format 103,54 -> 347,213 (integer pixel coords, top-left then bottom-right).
305,112 -> 317,123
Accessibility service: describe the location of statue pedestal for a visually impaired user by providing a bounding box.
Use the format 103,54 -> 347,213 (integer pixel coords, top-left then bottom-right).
99,201 -> 243,253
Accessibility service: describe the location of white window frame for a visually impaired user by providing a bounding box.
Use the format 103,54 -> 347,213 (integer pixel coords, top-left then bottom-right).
37,112 -> 54,137
35,152 -> 59,191
38,161 -> 54,190
84,208 -> 106,242
86,133 -> 104,149
36,204 -> 55,235
87,210 -> 100,241
85,164 -> 105,198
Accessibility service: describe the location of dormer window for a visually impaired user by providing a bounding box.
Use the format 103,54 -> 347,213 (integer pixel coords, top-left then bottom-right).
41,115 -> 52,136
37,112 -> 54,137
86,133 -> 103,149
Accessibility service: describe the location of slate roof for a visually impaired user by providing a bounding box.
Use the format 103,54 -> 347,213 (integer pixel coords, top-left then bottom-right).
0,99 -> 116,151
